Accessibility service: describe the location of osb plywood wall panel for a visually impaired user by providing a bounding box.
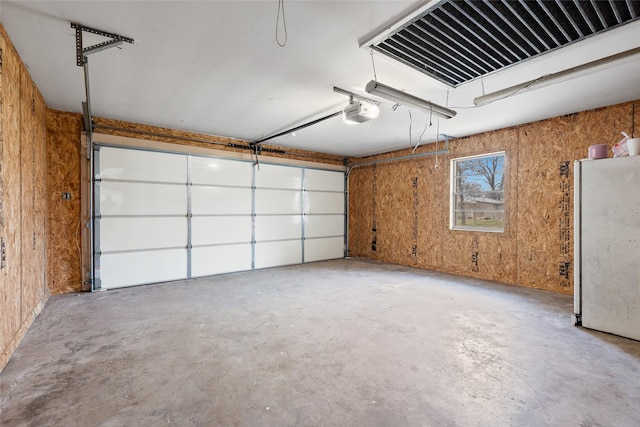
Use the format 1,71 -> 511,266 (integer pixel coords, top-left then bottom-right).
348,165 -> 373,259
516,103 -> 637,292
349,101 -> 639,295
20,67 -> 36,312
46,110 -> 83,294
0,26 -> 49,372
0,28 -> 23,369
20,65 -> 47,314
35,83 -> 47,297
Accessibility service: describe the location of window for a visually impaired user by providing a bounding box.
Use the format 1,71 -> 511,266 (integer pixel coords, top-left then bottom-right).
451,152 -> 505,232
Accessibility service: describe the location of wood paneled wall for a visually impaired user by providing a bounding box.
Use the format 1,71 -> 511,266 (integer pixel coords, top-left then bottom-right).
348,101 -> 639,294
0,27 -> 48,372
46,110 -> 83,294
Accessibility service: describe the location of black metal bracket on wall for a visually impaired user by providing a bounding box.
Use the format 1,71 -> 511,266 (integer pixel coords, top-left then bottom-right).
71,23 -> 134,67
71,23 -> 133,293
71,22 -> 134,146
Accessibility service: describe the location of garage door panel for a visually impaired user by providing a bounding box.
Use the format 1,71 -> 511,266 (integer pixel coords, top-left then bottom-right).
303,191 -> 344,214
99,147 -> 186,183
99,181 -> 187,216
255,241 -> 302,269
100,217 -> 187,252
95,145 -> 345,288
191,186 -> 251,215
255,189 -> 301,215
304,169 -> 344,191
255,164 -> 302,189
99,249 -> 187,289
191,245 -> 252,277
191,156 -> 252,187
191,187 -> 252,215
304,237 -> 344,262
304,215 -> 344,238
192,216 -> 252,245
255,215 -> 301,241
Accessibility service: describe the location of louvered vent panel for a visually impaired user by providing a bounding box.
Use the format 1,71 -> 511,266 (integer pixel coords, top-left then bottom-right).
370,0 -> 640,87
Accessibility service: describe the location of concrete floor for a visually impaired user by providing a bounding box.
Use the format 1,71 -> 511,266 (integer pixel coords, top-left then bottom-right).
1,259 -> 639,426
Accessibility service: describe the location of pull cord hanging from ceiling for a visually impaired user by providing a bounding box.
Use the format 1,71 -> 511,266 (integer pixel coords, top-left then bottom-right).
371,49 -> 402,112
276,0 -> 288,47
408,109 -> 413,149
433,90 -> 447,167
412,105 -> 433,153
371,48 -> 440,152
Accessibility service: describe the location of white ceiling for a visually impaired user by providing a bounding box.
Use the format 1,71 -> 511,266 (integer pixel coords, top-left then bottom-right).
2,1 -> 640,157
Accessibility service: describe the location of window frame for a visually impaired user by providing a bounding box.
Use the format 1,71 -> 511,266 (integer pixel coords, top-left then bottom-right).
450,151 -> 506,233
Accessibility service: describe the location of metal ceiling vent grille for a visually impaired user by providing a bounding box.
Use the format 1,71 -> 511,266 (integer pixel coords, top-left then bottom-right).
365,0 -> 640,87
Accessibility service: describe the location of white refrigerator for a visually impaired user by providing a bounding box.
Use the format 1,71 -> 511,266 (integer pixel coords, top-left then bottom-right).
574,156 -> 640,341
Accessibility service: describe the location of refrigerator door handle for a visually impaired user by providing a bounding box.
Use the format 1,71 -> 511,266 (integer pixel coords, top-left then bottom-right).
573,160 -> 582,326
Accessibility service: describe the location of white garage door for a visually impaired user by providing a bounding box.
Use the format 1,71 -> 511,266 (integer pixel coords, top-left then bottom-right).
94,146 -> 344,289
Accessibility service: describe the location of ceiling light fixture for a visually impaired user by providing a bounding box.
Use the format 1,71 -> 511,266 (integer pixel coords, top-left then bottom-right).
365,80 -> 457,119
474,46 -> 640,106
